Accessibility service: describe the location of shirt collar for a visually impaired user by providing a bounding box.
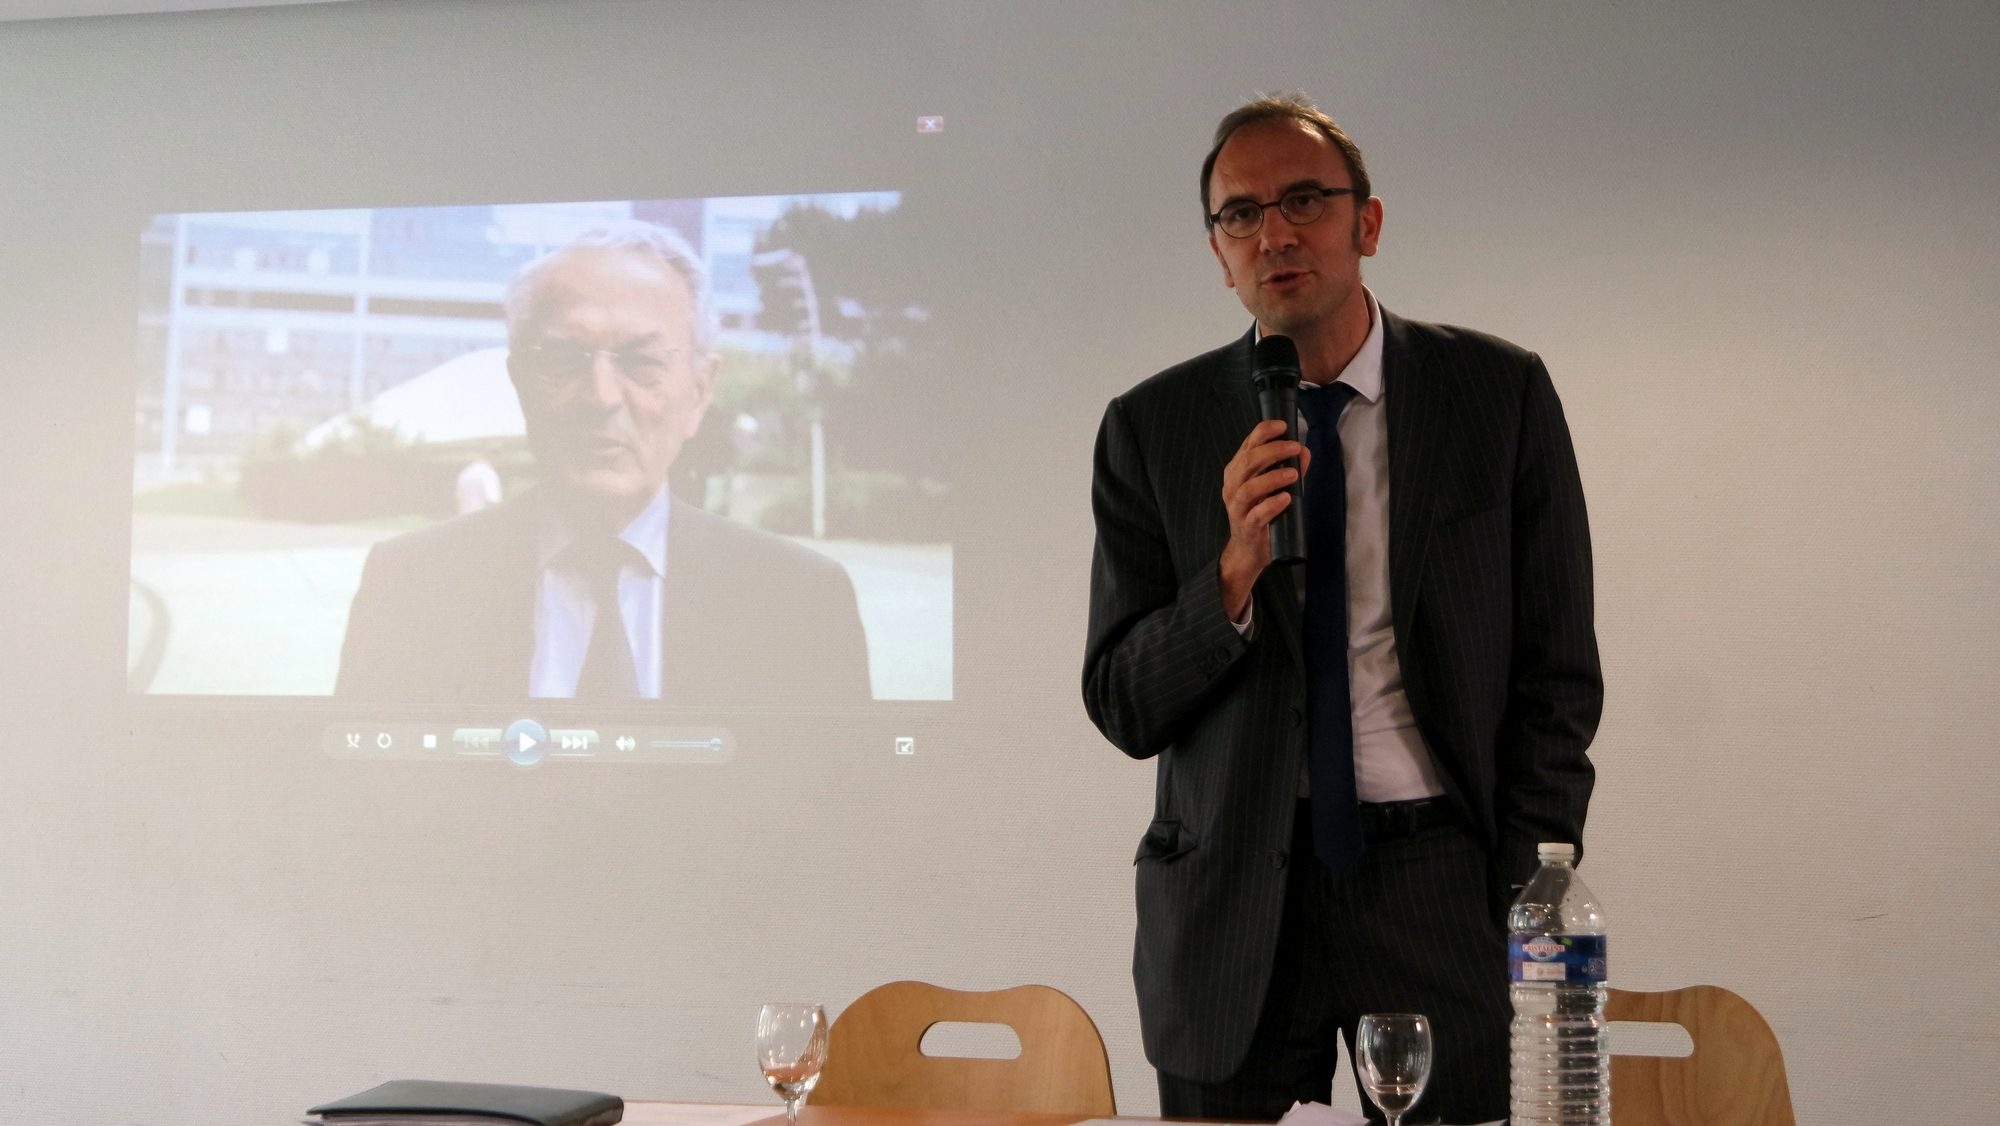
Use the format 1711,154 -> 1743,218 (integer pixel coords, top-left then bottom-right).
1252,287 -> 1384,404
536,483 -> 672,577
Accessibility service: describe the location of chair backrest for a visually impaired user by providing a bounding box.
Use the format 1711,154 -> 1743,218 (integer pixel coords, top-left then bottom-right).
810,981 -> 1116,1116
1607,985 -> 1796,1126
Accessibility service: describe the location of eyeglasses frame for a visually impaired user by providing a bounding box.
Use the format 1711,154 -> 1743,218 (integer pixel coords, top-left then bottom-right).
1206,185 -> 1364,239
512,339 -> 687,393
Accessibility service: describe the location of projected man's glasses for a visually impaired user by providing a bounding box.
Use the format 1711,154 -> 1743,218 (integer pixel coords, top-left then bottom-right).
1207,185 -> 1361,239
515,339 -> 684,391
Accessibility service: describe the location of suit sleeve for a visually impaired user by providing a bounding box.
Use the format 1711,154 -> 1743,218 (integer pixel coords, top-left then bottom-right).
1082,395 -> 1250,758
1493,355 -> 1603,892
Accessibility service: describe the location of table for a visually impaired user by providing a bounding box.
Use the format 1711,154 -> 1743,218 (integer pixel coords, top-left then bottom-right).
621,1105 -> 1114,1126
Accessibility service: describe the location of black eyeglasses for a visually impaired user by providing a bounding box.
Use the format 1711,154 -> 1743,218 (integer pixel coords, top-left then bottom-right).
514,340 -> 683,391
1207,185 -> 1361,239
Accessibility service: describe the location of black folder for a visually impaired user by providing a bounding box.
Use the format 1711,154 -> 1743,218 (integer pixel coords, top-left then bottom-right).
307,1079 -> 623,1126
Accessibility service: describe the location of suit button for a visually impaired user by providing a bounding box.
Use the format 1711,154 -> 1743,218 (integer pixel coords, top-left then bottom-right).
1288,705 -> 1303,728
1268,849 -> 1287,870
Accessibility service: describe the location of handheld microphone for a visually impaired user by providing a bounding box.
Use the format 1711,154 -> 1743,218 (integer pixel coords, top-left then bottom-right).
1251,334 -> 1306,565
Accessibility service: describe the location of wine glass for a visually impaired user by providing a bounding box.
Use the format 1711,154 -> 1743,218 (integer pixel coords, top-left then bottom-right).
756,1002 -> 829,1126
1355,1012 -> 1432,1126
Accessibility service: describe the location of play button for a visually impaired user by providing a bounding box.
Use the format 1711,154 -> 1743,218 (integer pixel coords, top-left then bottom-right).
503,718 -> 548,767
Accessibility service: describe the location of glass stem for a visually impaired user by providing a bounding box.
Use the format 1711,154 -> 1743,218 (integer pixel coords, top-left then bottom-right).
785,1095 -> 801,1126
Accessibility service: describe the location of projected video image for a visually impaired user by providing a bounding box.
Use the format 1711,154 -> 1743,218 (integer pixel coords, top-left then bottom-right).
130,194 -> 952,703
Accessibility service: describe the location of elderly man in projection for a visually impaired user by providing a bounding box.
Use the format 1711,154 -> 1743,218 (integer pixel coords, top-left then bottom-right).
338,222 -> 871,705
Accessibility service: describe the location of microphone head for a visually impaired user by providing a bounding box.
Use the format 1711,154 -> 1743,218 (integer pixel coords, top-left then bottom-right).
1251,333 -> 1301,388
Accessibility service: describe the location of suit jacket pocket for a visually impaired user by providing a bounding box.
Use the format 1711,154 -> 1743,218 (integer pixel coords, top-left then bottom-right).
1133,818 -> 1199,864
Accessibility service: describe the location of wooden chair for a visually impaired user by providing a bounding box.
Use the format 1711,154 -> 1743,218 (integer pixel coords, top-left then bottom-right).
810,981 -> 1116,1115
1607,985 -> 1796,1126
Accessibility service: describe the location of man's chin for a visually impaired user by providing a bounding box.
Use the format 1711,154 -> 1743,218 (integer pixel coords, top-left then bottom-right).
1256,299 -> 1335,340
552,469 -> 658,508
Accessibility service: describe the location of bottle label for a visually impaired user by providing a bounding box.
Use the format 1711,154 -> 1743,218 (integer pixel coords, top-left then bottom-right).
1509,933 -> 1607,983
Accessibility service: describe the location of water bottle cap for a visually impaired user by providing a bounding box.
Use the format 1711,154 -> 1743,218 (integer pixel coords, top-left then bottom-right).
1537,842 -> 1577,861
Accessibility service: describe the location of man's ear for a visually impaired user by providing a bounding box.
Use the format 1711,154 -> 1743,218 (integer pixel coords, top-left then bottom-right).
504,347 -> 537,413
1354,196 -> 1384,258
1209,229 -> 1237,290
681,351 -> 720,439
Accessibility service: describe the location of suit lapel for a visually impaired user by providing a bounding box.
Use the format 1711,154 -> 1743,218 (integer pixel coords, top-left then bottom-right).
470,492 -> 543,694
1209,325 -> 1305,670
1206,326 -> 1263,487
659,498 -> 734,704
1382,310 -> 1437,649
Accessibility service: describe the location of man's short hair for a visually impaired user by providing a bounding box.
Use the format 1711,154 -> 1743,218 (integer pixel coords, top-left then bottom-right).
504,220 -> 717,353
1200,92 -> 1373,228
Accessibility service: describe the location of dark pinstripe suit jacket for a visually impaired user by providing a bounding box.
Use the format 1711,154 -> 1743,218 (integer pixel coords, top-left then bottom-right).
1082,310 -> 1601,1082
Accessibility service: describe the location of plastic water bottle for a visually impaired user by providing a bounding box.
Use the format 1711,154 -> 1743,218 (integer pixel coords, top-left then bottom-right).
1508,841 -> 1609,1126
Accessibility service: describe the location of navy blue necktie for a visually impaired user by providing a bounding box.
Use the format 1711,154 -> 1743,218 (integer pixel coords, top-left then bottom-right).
571,536 -> 640,700
1297,382 -> 1362,871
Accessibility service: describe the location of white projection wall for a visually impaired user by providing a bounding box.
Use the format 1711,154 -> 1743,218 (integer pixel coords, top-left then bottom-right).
0,2 -> 1995,1123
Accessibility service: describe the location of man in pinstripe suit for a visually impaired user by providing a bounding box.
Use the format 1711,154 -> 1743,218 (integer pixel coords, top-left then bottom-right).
1083,93 -> 1601,1122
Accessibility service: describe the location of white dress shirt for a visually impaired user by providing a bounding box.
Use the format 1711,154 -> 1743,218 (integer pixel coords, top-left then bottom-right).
528,486 -> 670,698
1248,291 -> 1445,802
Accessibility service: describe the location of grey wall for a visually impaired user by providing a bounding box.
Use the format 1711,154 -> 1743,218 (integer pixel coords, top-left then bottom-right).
1,2 -> 1995,1122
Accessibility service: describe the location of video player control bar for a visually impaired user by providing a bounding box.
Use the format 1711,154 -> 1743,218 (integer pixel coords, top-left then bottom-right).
323,721 -> 733,765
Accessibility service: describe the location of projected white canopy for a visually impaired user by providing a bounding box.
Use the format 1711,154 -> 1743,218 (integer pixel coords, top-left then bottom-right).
300,346 -> 524,450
